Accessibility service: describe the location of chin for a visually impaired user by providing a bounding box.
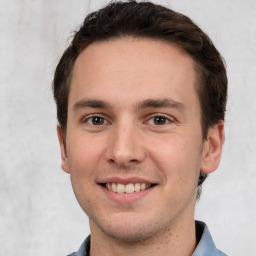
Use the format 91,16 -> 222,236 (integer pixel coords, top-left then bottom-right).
92,214 -> 163,244
102,226 -> 156,243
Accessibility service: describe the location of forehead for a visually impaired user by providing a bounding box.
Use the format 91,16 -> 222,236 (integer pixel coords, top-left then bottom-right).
69,37 -> 199,112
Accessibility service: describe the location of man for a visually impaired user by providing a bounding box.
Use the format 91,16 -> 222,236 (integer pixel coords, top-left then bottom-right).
53,1 -> 227,255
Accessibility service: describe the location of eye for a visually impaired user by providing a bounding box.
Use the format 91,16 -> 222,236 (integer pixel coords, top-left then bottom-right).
147,115 -> 171,125
85,116 -> 107,125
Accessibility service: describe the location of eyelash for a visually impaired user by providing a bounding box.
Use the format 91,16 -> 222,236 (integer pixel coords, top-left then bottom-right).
82,114 -> 173,127
147,115 -> 173,126
82,115 -> 109,126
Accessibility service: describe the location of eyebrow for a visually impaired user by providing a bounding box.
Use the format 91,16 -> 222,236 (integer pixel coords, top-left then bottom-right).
73,98 -> 185,112
73,99 -> 111,111
136,98 -> 185,110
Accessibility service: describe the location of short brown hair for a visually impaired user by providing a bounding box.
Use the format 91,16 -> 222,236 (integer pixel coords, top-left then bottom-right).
52,0 -> 227,196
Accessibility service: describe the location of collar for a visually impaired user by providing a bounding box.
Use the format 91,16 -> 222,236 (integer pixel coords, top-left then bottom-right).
192,221 -> 227,256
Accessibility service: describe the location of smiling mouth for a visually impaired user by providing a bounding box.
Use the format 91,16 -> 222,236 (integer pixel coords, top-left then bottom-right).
101,183 -> 156,194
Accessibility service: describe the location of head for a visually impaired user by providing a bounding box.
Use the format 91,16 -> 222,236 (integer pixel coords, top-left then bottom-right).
53,1 -> 227,238
53,1 -> 227,198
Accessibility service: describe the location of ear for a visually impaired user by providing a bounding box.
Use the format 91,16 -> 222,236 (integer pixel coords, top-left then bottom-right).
57,125 -> 70,174
200,121 -> 225,174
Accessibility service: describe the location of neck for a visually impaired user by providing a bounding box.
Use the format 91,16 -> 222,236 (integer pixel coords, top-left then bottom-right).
89,216 -> 197,256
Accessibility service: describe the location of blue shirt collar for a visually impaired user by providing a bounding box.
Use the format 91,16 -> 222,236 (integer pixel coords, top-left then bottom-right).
192,221 -> 227,256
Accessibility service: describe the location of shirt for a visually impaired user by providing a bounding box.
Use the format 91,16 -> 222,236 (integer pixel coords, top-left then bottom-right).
67,221 -> 227,256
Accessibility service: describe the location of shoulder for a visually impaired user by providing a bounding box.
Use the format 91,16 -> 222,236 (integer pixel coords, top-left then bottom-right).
66,236 -> 90,256
193,221 -> 228,256
217,249 -> 228,256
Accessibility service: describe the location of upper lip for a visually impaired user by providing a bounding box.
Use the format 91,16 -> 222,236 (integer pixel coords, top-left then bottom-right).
98,177 -> 157,185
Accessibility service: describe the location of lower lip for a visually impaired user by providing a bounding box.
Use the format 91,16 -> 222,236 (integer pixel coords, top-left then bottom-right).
100,185 -> 155,203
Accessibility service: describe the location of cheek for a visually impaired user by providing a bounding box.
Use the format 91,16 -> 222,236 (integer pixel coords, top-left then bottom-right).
149,134 -> 202,184
70,173 -> 96,216
66,133 -> 104,175
66,136 -> 100,212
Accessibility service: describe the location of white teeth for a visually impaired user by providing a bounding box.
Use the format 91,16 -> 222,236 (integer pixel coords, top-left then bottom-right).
106,183 -> 112,190
125,183 -> 134,193
134,183 -> 140,192
112,183 -> 117,192
116,183 -> 125,193
106,182 -> 152,193
140,183 -> 146,191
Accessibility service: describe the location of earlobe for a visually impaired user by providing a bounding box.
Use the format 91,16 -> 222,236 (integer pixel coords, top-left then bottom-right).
57,125 -> 70,174
200,121 -> 225,174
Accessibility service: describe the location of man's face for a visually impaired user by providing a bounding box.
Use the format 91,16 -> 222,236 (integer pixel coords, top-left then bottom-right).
58,38 -> 223,242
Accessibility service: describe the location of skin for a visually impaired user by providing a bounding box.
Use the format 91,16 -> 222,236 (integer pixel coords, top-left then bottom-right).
57,37 -> 224,256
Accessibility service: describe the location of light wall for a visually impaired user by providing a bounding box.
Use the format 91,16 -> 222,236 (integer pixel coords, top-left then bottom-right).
1,1 -> 255,255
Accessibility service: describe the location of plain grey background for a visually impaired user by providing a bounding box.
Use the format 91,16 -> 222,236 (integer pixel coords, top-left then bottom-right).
0,0 -> 255,255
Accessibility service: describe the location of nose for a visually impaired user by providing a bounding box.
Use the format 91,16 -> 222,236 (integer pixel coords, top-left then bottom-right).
105,122 -> 146,167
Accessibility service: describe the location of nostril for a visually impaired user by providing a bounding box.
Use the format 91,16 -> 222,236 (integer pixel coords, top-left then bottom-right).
109,159 -> 115,163
108,157 -> 139,166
